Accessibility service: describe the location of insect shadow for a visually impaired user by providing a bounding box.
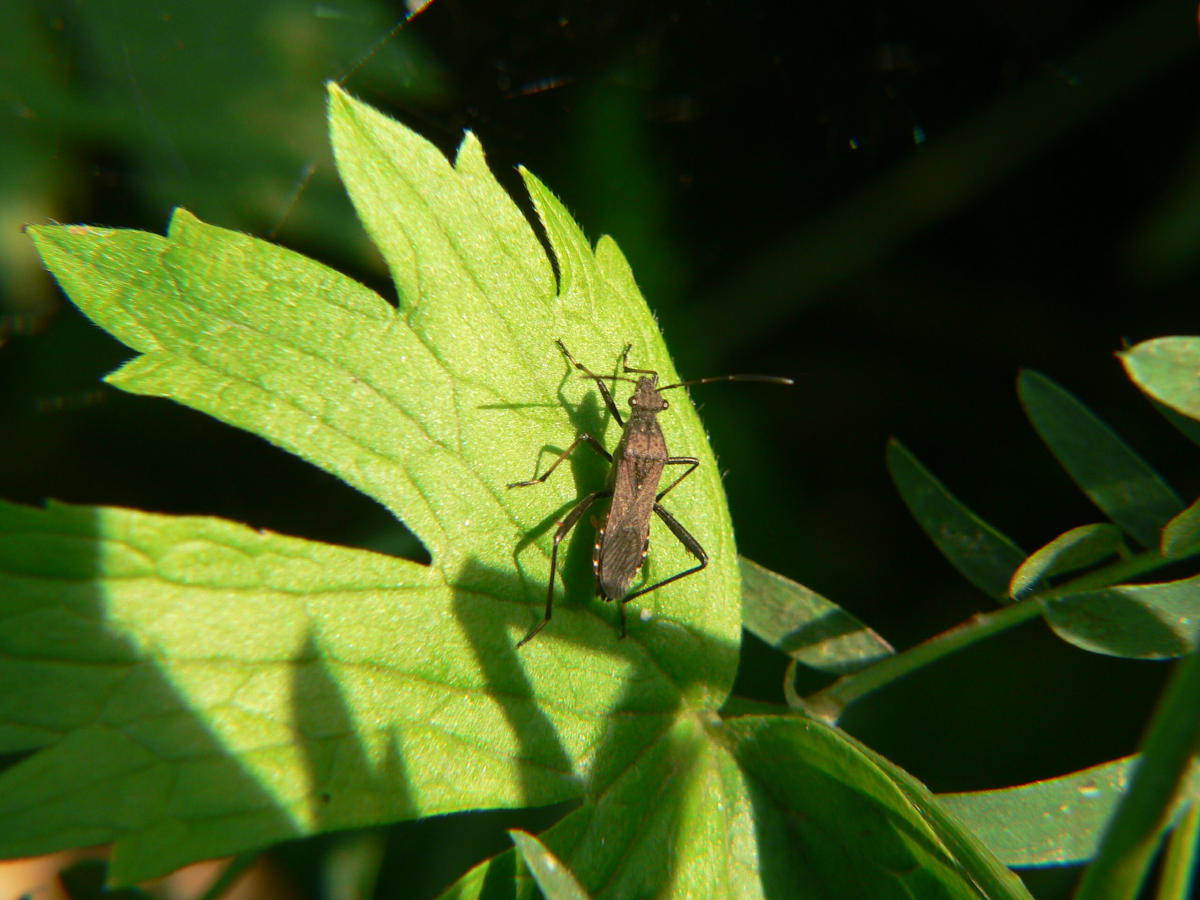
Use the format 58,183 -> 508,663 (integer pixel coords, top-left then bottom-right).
510,366 -> 615,632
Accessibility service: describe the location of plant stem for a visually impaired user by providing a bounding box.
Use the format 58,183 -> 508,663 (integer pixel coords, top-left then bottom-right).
801,549 -> 1169,723
1073,629 -> 1200,900
1154,801 -> 1199,900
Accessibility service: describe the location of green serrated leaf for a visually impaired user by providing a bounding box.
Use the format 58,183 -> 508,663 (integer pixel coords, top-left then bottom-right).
327,84 -> 741,701
11,88 -> 745,882
443,713 -> 761,900
861,754 -> 1035,900
1119,337 -> 1200,423
886,439 -> 1025,602
1042,574 -> 1200,659
548,715 -> 762,899
0,499 -> 594,881
939,755 -> 1200,868
442,713 -> 1032,900
1008,523 -> 1123,599
722,716 -> 1032,899
740,557 -> 893,674
1162,497 -> 1200,558
1018,370 -> 1182,547
509,830 -> 593,900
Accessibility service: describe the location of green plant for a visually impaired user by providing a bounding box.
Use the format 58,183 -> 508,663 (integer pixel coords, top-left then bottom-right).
763,344 -> 1200,899
4,84 -> 1198,899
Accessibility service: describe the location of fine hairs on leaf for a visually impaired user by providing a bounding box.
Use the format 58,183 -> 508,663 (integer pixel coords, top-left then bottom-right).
6,85 -> 1032,899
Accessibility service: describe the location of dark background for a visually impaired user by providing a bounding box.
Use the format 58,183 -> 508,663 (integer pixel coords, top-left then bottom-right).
2,1 -> 1198,897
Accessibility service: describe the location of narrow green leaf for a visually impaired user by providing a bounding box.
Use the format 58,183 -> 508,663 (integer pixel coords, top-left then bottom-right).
1162,497 -> 1200,559
1008,523 -> 1122,599
1017,370 -> 1182,547
886,439 -> 1025,602
1042,574 -> 1200,659
437,845 -> 528,900
1119,337 -> 1200,423
740,557 -> 894,674
1157,801 -> 1199,900
509,831 -> 593,900
938,756 -> 1192,867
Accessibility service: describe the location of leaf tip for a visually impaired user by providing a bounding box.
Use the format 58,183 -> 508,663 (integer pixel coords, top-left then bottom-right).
325,81 -> 363,131
325,79 -> 348,102
885,436 -> 910,466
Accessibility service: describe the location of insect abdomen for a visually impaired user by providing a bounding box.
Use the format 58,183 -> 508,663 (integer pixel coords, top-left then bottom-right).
595,524 -> 648,600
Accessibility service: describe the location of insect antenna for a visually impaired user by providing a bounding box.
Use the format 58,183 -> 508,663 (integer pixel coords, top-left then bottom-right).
658,373 -> 794,391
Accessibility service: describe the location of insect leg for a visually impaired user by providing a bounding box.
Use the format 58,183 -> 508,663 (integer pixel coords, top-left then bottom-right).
507,433 -> 612,488
657,456 -> 700,500
556,339 -> 626,425
618,343 -> 658,377
517,489 -> 611,647
622,504 -> 709,604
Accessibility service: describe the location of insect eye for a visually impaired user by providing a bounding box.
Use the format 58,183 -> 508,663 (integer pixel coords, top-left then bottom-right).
662,399 -> 669,409
628,396 -> 637,407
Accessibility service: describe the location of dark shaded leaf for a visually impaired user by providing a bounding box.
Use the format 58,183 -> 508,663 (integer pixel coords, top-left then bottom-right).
1042,575 -> 1200,659
724,716 -> 1032,899
939,756 -> 1169,867
887,439 -> 1024,602
1018,370 -> 1182,547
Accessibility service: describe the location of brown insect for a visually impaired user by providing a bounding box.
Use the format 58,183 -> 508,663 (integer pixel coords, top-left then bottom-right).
509,340 -> 792,646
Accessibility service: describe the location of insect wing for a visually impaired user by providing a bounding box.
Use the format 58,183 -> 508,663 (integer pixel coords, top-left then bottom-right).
596,523 -> 646,600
